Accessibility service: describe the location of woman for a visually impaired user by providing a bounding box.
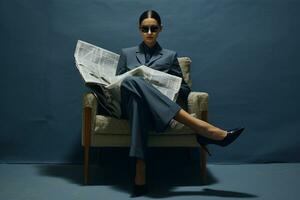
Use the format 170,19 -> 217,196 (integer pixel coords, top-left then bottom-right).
116,10 -> 244,197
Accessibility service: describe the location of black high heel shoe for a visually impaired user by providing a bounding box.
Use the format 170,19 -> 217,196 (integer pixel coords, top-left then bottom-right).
130,158 -> 148,197
132,183 -> 148,197
197,128 -> 245,156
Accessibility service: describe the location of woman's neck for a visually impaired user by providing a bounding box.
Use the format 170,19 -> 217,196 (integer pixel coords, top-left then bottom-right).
143,41 -> 156,48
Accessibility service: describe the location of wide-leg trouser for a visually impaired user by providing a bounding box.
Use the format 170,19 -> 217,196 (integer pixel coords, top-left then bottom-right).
120,76 -> 181,160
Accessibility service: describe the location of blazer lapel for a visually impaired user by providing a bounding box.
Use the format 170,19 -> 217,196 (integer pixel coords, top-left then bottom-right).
148,52 -> 162,66
136,51 -> 145,65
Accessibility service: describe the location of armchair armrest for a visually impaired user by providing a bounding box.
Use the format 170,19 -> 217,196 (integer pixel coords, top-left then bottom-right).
83,92 -> 98,109
187,92 -> 209,119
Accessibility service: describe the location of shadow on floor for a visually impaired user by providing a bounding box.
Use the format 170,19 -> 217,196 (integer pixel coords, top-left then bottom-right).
148,188 -> 258,198
36,159 -> 257,198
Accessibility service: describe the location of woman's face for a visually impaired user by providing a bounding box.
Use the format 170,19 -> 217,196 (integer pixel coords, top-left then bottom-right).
139,17 -> 162,47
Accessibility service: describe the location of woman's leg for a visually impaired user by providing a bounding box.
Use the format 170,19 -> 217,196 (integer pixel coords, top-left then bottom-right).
121,79 -> 151,187
121,76 -> 181,132
126,95 -> 149,159
133,110 -> 227,185
135,159 -> 146,185
126,95 -> 147,186
174,109 -> 227,140
120,77 -> 225,187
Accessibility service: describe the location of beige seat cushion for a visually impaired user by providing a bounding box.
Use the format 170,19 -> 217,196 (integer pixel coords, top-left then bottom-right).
94,115 -> 195,135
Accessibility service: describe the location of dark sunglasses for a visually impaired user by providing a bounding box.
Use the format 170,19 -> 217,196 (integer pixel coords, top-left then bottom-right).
140,25 -> 160,33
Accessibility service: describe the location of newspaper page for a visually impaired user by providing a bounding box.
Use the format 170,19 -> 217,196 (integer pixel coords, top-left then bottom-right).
136,66 -> 182,100
74,40 -> 119,85
106,65 -> 182,101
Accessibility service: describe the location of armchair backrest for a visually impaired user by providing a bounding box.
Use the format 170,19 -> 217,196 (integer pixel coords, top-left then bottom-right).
178,57 -> 192,87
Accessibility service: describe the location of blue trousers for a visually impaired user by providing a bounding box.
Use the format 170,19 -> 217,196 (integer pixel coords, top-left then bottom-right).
120,76 -> 181,160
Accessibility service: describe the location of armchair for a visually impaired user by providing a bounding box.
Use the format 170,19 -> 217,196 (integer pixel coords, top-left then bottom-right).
82,57 -> 209,184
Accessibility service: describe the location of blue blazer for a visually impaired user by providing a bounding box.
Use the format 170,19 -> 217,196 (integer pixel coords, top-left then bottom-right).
116,43 -> 191,101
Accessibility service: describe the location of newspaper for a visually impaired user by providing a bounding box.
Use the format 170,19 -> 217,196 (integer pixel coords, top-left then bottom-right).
74,40 -> 182,118
74,40 -> 119,85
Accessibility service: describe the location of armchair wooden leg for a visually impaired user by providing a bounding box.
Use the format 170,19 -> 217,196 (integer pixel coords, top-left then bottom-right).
200,111 -> 208,183
200,146 -> 207,183
84,107 -> 92,185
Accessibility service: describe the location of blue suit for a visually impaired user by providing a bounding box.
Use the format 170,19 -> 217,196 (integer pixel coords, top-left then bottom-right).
116,42 -> 191,159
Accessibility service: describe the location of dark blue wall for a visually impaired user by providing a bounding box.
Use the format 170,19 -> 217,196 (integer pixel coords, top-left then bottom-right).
1,0 -> 299,163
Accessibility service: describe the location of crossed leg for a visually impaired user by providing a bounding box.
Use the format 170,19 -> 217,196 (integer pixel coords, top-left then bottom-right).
174,109 -> 227,140
135,108 -> 228,185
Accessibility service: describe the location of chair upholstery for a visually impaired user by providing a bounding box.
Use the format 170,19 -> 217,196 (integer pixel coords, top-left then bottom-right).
82,57 -> 209,184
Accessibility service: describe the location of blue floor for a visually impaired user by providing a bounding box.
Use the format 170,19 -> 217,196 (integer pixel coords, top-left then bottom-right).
0,162 -> 299,200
